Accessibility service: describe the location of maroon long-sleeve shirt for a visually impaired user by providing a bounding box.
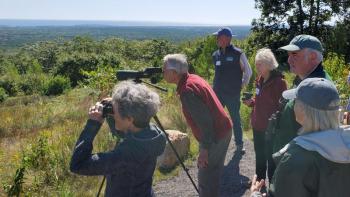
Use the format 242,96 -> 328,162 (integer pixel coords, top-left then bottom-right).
248,71 -> 287,131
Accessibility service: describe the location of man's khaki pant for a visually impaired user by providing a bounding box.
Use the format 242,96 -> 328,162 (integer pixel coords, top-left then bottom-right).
198,131 -> 232,197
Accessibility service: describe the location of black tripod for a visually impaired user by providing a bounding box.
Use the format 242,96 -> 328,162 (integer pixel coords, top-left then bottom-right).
96,79 -> 199,196
153,115 -> 199,194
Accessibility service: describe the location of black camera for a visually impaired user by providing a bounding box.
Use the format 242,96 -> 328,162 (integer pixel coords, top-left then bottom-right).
101,100 -> 114,118
116,67 -> 162,84
242,92 -> 253,101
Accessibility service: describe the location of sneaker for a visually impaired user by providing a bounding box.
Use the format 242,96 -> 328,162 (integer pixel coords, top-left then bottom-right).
236,144 -> 246,155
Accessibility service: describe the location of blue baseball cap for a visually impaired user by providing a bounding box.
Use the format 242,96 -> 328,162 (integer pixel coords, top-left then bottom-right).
212,27 -> 234,37
282,78 -> 339,110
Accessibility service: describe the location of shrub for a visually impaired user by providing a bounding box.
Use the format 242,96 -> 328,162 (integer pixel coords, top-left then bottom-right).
0,76 -> 20,96
0,87 -> 8,102
44,75 -> 71,96
323,53 -> 350,104
81,64 -> 118,94
18,74 -> 47,95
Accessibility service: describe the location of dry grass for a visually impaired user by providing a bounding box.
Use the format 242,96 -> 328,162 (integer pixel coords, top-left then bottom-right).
0,88 -> 104,196
0,87 -> 200,196
0,85 -> 254,196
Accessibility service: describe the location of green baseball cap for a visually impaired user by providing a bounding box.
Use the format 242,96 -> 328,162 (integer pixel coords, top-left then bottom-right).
279,34 -> 324,53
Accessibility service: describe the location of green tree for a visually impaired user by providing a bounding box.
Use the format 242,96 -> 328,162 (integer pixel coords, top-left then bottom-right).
55,52 -> 100,87
0,63 -> 21,96
252,0 -> 350,53
26,41 -> 60,73
182,36 -> 217,79
326,13 -> 350,63
142,39 -> 176,66
10,49 -> 34,75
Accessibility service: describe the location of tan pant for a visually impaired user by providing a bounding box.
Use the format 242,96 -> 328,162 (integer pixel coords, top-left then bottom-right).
198,131 -> 232,197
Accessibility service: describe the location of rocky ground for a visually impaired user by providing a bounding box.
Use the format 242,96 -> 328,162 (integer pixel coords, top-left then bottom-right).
154,138 -> 255,197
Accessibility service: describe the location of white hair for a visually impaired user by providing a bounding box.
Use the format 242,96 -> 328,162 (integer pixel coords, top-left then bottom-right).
163,54 -> 188,74
255,48 -> 279,70
112,81 -> 160,128
305,48 -> 323,64
295,99 -> 340,135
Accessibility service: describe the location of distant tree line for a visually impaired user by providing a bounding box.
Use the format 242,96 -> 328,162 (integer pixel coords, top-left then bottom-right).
0,26 -> 251,49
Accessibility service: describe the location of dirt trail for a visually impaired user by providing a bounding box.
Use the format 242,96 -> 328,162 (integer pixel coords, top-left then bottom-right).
154,138 -> 255,197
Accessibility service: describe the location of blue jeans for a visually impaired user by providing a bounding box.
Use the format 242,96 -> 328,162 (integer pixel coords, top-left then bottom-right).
216,94 -> 243,146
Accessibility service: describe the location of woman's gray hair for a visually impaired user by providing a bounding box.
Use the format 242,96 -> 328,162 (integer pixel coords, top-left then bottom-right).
295,99 -> 340,135
111,81 -> 160,128
255,48 -> 279,70
163,54 -> 188,74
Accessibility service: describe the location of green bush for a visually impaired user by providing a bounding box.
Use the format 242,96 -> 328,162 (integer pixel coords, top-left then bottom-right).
18,74 -> 47,95
0,76 -> 20,96
44,75 -> 71,96
323,53 -> 350,104
0,87 -> 8,102
81,64 -> 118,94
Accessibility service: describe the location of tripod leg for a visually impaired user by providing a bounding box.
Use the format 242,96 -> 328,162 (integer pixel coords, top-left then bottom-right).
96,177 -> 105,197
153,115 -> 199,194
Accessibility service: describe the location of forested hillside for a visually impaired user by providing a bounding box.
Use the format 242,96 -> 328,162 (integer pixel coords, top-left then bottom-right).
0,25 -> 251,49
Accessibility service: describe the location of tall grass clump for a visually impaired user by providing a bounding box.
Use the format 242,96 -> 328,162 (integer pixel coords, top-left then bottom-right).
156,85 -> 189,133
0,88 -> 95,138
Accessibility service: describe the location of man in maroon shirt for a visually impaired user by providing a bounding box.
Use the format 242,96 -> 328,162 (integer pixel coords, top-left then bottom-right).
162,53 -> 232,197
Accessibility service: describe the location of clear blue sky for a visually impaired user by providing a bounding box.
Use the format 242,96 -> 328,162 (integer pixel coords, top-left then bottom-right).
0,0 -> 260,25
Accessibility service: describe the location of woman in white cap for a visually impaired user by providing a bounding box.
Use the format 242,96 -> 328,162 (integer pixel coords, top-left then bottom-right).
250,78 -> 350,197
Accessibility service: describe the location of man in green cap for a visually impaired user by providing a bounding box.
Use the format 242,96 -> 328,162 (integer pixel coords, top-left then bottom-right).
272,34 -> 332,155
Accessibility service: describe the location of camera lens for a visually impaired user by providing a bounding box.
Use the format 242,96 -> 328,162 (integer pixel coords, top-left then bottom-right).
102,102 -> 114,117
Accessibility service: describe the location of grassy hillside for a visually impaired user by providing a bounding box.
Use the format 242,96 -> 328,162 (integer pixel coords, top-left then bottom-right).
0,86 -> 200,196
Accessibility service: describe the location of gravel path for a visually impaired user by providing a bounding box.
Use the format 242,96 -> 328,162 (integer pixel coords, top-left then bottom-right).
154,138 -> 255,197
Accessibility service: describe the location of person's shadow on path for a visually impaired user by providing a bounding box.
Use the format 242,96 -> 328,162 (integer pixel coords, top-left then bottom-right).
220,150 -> 250,197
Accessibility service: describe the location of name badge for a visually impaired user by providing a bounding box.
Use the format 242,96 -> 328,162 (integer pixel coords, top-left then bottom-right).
226,57 -> 234,61
216,61 -> 221,66
256,88 -> 260,95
